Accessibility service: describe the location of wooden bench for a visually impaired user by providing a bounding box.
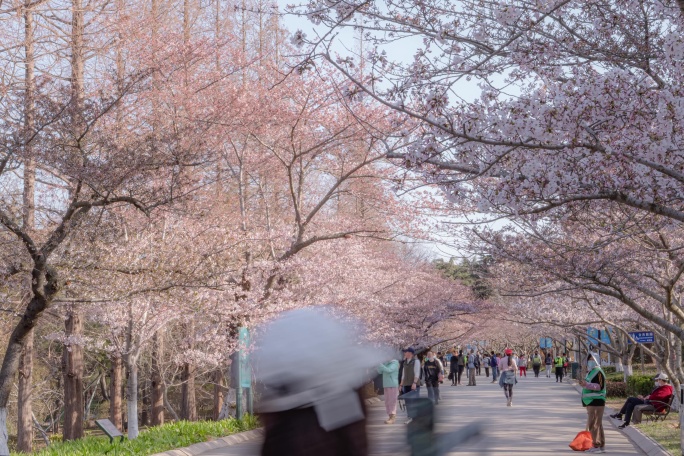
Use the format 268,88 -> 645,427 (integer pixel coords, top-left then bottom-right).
95,419 -> 125,444
643,395 -> 675,423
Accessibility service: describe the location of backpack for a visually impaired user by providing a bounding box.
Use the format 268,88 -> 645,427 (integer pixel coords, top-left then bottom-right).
532,355 -> 541,365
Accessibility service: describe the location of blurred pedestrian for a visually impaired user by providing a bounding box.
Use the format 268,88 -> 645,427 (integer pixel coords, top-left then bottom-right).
498,348 -> 517,406
423,351 -> 444,404
545,351 -> 553,378
457,349 -> 465,385
400,347 -> 421,424
482,353 -> 491,378
449,350 -> 458,386
531,351 -> 542,378
518,353 -> 527,377
554,353 -> 565,382
377,358 -> 400,424
254,309 -> 381,456
490,351 -> 499,383
467,349 -> 477,386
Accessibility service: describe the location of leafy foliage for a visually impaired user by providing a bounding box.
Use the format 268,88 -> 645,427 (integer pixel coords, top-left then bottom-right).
627,375 -> 656,397
606,382 -> 627,398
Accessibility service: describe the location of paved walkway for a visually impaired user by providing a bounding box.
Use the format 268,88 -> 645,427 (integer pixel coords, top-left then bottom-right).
198,375 -> 645,455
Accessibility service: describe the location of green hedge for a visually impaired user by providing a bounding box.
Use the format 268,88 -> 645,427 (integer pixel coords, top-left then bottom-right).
13,415 -> 259,456
603,366 -> 616,374
606,381 -> 627,397
606,372 -> 625,382
627,375 -> 654,397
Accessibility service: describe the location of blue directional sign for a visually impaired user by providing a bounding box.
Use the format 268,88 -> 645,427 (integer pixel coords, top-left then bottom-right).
629,331 -> 655,344
587,327 -> 600,345
540,337 -> 552,349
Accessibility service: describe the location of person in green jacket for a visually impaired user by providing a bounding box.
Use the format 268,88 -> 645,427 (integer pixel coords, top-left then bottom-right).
377,359 -> 400,424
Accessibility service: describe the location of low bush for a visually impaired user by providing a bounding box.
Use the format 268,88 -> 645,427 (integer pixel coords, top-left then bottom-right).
627,375 -> 654,396
606,372 -> 625,382
606,381 -> 627,397
603,366 -> 616,374
14,415 -> 259,456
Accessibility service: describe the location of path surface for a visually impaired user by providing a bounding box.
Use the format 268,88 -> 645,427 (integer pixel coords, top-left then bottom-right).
198,375 -> 644,455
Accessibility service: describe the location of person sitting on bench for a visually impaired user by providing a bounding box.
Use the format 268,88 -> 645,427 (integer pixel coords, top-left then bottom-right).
610,373 -> 673,428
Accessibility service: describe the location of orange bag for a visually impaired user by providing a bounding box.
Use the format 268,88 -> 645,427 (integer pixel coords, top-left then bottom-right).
569,431 -> 593,451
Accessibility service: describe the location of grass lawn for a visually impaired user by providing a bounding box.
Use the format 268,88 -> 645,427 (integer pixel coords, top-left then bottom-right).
606,398 -> 679,455
634,417 -> 680,455
11,415 -> 259,456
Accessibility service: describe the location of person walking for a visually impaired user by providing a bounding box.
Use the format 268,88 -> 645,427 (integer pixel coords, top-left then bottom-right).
554,353 -> 565,382
610,373 -> 673,428
498,348 -> 517,406
578,353 -> 606,453
449,350 -> 458,386
456,349 -> 465,385
467,349 -> 477,386
423,351 -> 444,405
482,353 -> 491,378
400,347 -> 422,425
475,352 -> 481,376
545,351 -> 553,378
531,351 -> 542,377
518,353 -> 527,377
490,351 -> 499,383
377,358 -> 400,424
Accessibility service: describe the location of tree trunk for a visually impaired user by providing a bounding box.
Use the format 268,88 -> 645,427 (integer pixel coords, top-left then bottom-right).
63,310 -> 84,441
16,329 -> 34,452
110,355 -> 123,430
126,360 -> 139,439
140,377 -> 149,427
151,332 -> 164,426
213,369 -> 224,421
180,362 -> 197,421
180,321 -> 196,421
17,0 -> 37,450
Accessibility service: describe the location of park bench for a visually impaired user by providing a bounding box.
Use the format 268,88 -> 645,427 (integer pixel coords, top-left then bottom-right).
95,419 -> 125,444
642,395 -> 675,423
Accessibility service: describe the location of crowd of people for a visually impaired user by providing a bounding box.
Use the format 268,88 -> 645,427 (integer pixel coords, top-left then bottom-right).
376,346 -> 575,424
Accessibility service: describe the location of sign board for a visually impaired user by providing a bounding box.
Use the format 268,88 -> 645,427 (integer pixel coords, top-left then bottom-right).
587,327 -> 611,346
95,419 -> 124,443
238,327 -> 251,388
540,337 -> 552,349
629,331 -> 655,344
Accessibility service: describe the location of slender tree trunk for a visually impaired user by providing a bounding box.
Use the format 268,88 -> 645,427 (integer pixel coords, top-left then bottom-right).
17,0 -> 37,451
16,330 -> 34,452
99,372 -> 109,402
180,363 -> 197,421
62,310 -> 84,441
213,369 -> 224,421
0,408 -> 7,456
180,322 -> 196,421
109,355 -> 123,430
126,361 -> 139,439
151,332 -> 164,426
140,376 -> 149,427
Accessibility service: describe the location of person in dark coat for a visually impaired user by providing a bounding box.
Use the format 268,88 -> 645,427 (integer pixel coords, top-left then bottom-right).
449,350 -> 458,386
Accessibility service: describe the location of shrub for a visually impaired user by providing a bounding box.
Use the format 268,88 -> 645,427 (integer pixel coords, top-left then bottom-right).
606,372 -> 625,382
606,381 -> 627,398
14,415 -> 260,456
627,375 -> 654,396
603,366 -> 616,374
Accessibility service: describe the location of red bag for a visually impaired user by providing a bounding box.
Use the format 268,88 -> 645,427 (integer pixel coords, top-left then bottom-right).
569,431 -> 593,451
